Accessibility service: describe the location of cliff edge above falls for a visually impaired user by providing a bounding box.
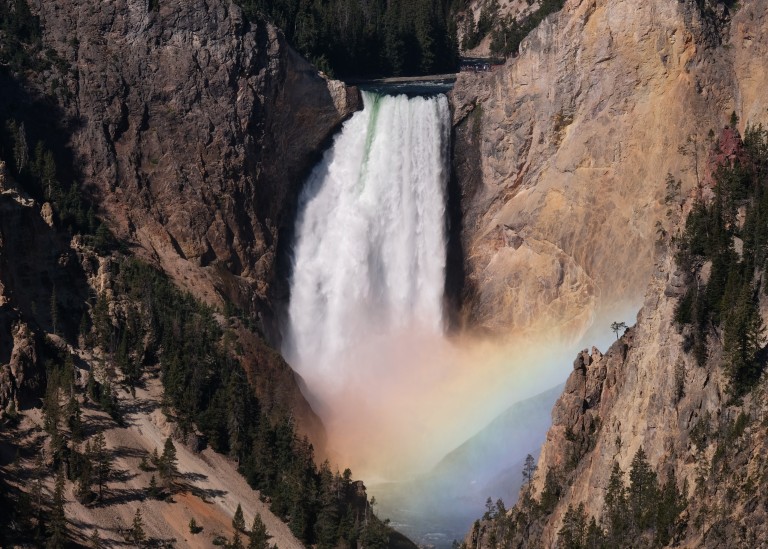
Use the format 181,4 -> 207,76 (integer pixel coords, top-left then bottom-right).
449,0 -> 768,341
20,0 -> 358,322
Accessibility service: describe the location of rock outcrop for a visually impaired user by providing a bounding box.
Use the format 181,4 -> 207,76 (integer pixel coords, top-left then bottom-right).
450,0 -> 768,341
525,247 -> 701,546
27,0 -> 358,323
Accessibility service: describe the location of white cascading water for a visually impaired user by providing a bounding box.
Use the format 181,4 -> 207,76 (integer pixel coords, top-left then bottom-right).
282,90 -> 593,489
285,91 -> 450,388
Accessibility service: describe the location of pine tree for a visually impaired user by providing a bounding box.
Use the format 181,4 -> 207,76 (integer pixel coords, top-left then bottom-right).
723,282 -> 766,396
76,440 -> 94,503
148,474 -> 159,499
230,531 -> 245,549
93,292 -> 111,350
66,395 -> 83,442
540,467 -> 561,514
130,508 -> 146,546
522,453 -> 537,485
233,503 -> 246,532
611,321 -> 628,339
42,149 -> 57,200
91,432 -> 110,498
47,468 -> 67,549
628,447 -> 659,532
656,469 -> 686,545
85,372 -> 96,402
585,517 -> 606,547
604,461 -> 628,544
79,312 -> 91,347
521,453 -> 537,501
360,516 -> 389,549
43,377 -> 62,452
558,503 -> 587,549
483,496 -> 494,520
249,513 -> 270,549
13,121 -> 28,173
314,460 -> 338,548
226,369 -> 247,457
159,437 -> 178,487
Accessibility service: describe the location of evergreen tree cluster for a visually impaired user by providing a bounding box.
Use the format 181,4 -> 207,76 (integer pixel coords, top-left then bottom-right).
237,0 -> 460,77
89,258 -> 390,547
0,338 -> 125,546
675,124 -> 768,397
0,117 -> 113,249
41,364 -> 113,506
589,448 -> 687,549
468,0 -> 565,57
474,448 -> 687,549
460,0 -> 496,51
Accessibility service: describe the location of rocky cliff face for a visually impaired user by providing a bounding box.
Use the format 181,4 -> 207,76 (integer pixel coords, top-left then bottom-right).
449,0 -> 768,341
521,248 -> 704,546
459,0 -> 768,537
466,130 -> 768,548
0,0 -> 357,443
26,0 -> 358,323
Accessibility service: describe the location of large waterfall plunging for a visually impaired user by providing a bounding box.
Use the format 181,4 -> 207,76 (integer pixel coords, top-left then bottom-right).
283,91 -> 568,481
286,92 -> 450,383
284,91 -> 460,476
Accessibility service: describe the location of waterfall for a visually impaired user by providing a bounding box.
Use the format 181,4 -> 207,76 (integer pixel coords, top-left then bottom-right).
285,91 -> 451,386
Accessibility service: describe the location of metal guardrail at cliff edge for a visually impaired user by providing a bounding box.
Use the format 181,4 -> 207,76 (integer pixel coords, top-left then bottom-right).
342,57 -> 506,87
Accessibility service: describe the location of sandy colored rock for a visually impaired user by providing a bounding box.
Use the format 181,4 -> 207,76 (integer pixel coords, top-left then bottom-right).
5,375 -> 305,549
40,202 -> 55,228
450,0 -> 768,341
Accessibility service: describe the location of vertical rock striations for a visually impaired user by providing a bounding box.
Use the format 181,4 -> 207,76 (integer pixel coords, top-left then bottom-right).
30,0 -> 358,320
461,3 -> 768,537
449,0 -> 768,340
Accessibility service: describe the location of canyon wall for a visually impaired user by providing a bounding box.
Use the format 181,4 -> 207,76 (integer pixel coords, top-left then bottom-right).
468,241 -> 768,547
0,0 -> 362,442
450,0 -> 768,341
459,0 -> 768,545
27,0 -> 358,320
